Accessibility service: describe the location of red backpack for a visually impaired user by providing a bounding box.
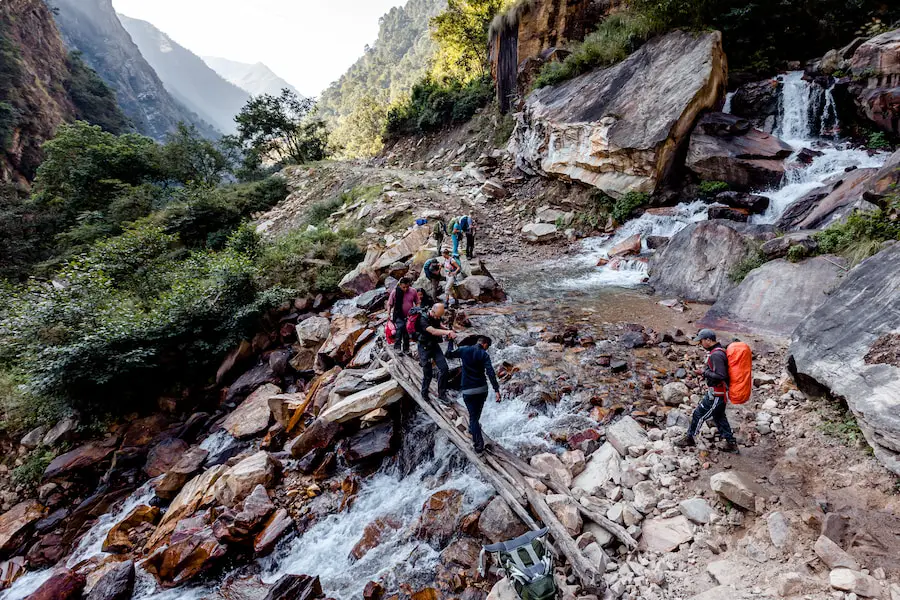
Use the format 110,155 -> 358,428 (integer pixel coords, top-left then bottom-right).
713,342 -> 753,404
385,320 -> 397,345
406,307 -> 425,341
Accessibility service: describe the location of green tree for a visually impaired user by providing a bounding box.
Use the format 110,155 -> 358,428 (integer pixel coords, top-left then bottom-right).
332,94 -> 388,157
431,0 -> 507,79
64,52 -> 129,135
160,123 -> 229,186
233,89 -> 330,171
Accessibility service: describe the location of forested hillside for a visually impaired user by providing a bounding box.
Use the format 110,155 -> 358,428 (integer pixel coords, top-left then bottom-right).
318,0 -> 446,156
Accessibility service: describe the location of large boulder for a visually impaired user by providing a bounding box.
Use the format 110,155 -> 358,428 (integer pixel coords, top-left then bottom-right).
850,29 -> 900,135
457,275 -> 507,303
648,220 -> 752,303
142,525 -> 226,587
520,222 -> 558,243
295,317 -> 331,348
287,418 -> 341,459
144,438 -> 189,478
147,465 -> 227,550
43,437 -> 118,480
85,559 -> 135,600
789,244 -> 900,475
319,315 -> 367,364
103,505 -> 160,554
572,442 -> 621,494
0,500 -> 45,554
153,447 -> 210,501
511,31 -> 726,197
776,167 -> 880,231
214,451 -> 279,507
222,383 -> 281,439
320,380 -> 403,424
702,257 -> 847,336
415,489 -> 463,548
344,421 -> 396,465
374,226 -> 431,271
730,79 -> 781,132
687,112 -> 793,191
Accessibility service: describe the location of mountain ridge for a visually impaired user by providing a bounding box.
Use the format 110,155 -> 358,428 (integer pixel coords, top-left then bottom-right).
202,56 -> 302,98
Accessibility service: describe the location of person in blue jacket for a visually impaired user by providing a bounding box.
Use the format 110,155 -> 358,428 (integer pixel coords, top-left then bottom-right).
446,336 -> 501,453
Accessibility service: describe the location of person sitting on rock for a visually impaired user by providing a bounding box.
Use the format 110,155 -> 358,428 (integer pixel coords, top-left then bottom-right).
675,329 -> 739,453
416,302 -> 457,403
386,276 -> 419,355
446,336 -> 501,453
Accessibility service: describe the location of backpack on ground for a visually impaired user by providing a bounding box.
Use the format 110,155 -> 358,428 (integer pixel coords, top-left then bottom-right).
479,528 -> 557,600
406,307 -> 425,342
721,342 -> 753,404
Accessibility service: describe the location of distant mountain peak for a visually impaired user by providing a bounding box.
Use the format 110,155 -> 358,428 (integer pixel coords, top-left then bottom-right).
202,56 -> 302,98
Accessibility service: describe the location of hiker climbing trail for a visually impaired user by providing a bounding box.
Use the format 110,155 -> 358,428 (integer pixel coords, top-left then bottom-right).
383,347 -> 638,594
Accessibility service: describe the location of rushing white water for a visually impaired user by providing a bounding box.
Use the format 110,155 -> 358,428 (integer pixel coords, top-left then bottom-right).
776,71 -> 816,143
722,91 -> 734,115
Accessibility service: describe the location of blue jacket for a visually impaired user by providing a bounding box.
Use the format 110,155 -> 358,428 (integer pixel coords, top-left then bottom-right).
446,342 -> 500,395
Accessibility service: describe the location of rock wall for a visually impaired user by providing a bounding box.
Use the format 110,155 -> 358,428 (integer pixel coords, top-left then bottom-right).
511,31 -> 727,198
849,29 -> 900,135
789,244 -> 900,476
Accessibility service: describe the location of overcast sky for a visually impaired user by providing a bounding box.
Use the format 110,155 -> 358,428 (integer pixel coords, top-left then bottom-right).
111,0 -> 404,97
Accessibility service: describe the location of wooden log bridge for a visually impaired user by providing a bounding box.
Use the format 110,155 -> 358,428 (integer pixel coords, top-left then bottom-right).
383,348 -> 639,594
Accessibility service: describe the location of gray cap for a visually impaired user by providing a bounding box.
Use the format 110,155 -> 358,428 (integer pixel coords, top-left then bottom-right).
694,329 -> 717,342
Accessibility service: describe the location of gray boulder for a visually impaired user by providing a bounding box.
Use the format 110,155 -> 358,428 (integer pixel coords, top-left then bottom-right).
776,168 -> 879,231
648,220 -> 752,303
702,257 -> 846,336
789,244 -> 900,475
511,31 -> 726,197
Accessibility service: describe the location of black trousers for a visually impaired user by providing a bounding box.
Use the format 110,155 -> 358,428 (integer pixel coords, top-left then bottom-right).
687,391 -> 735,443
466,232 -> 476,258
464,392 -> 488,451
392,316 -> 410,351
418,341 -> 448,399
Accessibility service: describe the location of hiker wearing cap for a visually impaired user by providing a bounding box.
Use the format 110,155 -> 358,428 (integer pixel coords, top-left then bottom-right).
446,336 -> 501,454
674,329 -> 739,453
415,302 -> 457,403
386,276 -> 419,355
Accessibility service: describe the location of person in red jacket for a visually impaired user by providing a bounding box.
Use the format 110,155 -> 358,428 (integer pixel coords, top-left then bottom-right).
674,329 -> 739,453
385,277 -> 419,355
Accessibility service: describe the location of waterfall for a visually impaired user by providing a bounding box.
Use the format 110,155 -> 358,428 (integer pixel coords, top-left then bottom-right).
722,92 -> 734,115
820,84 -> 840,136
776,71 -> 816,142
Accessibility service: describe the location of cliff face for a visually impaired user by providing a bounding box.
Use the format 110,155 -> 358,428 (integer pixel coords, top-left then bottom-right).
490,0 -> 608,111
119,15 -> 249,134
49,0 -> 219,140
0,0 -> 76,183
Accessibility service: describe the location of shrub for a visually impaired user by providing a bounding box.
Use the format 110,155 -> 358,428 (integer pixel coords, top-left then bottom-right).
814,208 -> 900,265
867,131 -> 892,150
786,244 -> 808,263
385,76 -> 493,137
729,248 -> 767,282
306,196 -> 346,227
533,12 -> 654,88
257,228 -> 364,295
611,192 -> 648,224
698,180 -> 730,198
12,448 -> 56,488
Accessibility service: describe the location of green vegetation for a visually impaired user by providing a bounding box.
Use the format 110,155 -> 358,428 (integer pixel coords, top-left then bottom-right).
786,244 -> 809,263
817,400 -> 867,448
698,180 -> 730,198
431,0 -> 507,79
534,12 -> 653,89
257,228 -> 364,295
65,52 -> 129,135
612,192 -> 649,224
12,447 -> 56,488
729,247 -> 767,283
867,131 -> 893,150
575,192 -> 614,230
386,76 -> 494,137
813,207 -> 900,265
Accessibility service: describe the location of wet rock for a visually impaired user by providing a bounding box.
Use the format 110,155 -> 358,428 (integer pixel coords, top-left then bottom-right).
103,505 -> 159,554
512,31 -> 725,197
263,574 -> 324,600
830,568 -> 883,598
351,517 -> 402,560
295,316 -> 331,348
25,568 -> 85,600
572,442 -> 622,494
254,508 -> 293,556
416,489 -> 464,547
639,516 -> 693,553
776,167 -> 879,231
760,231 -> 818,259
441,538 -> 482,569
143,438 -> 191,478
44,437 -> 118,480
707,206 -> 749,222
605,416 -> 648,457
225,363 -> 279,405
679,498 -> 713,524
457,275 -> 507,303
42,415 -> 79,447
212,485 -> 275,545
344,421 -> 396,465
710,471 -> 768,512
287,419 -> 341,460
521,222 -> 558,243
619,331 -> 645,349
649,220 -> 751,303
25,532 -> 66,568
214,451 -> 279,507
661,382 -> 689,406
714,191 -> 770,213
147,465 -> 227,550
478,497 -> 528,544
321,380 -> 403,424
363,581 -> 385,600
646,235 -> 669,250
546,494 -> 582,536
789,243 -> 900,475
204,435 -> 247,468
142,525 -> 227,587
731,79 -> 780,130
85,559 -> 135,600
0,556 -> 26,590
223,383 -> 281,439
687,112 -> 792,190
814,535 -> 859,570
154,446 -> 209,500
0,500 -> 45,554
609,234 -> 641,258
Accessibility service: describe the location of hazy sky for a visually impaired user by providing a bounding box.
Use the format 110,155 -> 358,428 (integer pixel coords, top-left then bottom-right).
111,0 -> 404,97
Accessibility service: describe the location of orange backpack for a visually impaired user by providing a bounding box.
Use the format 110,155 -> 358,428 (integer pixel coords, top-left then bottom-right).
725,342 -> 753,404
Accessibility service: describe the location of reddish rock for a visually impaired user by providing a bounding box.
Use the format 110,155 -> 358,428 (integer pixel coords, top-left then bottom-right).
707,206 -> 749,222
214,451 -> 279,508
254,508 -> 293,556
24,568 -> 85,600
43,438 -> 118,480
312,452 -> 337,481
0,500 -> 46,554
288,418 -> 341,459
223,383 -> 281,440
441,538 -> 482,569
568,429 -> 601,449
103,505 -> 160,554
609,234 -> 641,257
144,438 -> 190,478
25,532 -> 67,568
0,556 -> 26,590
263,574 -> 324,600
416,490 -> 464,548
363,581 -> 385,600
154,446 -> 209,500
411,589 -> 441,600
142,526 -> 226,587
216,339 -> 253,385
351,517 -> 402,560
120,414 -> 175,449
212,485 -> 275,545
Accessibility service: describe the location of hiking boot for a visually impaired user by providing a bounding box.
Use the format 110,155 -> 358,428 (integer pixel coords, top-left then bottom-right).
673,434 -> 696,448
474,444 -> 485,454
721,440 -> 740,454
438,393 -> 451,405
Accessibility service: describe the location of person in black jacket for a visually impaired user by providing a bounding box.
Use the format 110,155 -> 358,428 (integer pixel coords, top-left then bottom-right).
446,336 -> 501,453
415,302 -> 457,402
674,329 -> 739,453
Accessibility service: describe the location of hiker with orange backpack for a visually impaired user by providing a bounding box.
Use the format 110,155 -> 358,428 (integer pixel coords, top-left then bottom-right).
675,329 -> 743,453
